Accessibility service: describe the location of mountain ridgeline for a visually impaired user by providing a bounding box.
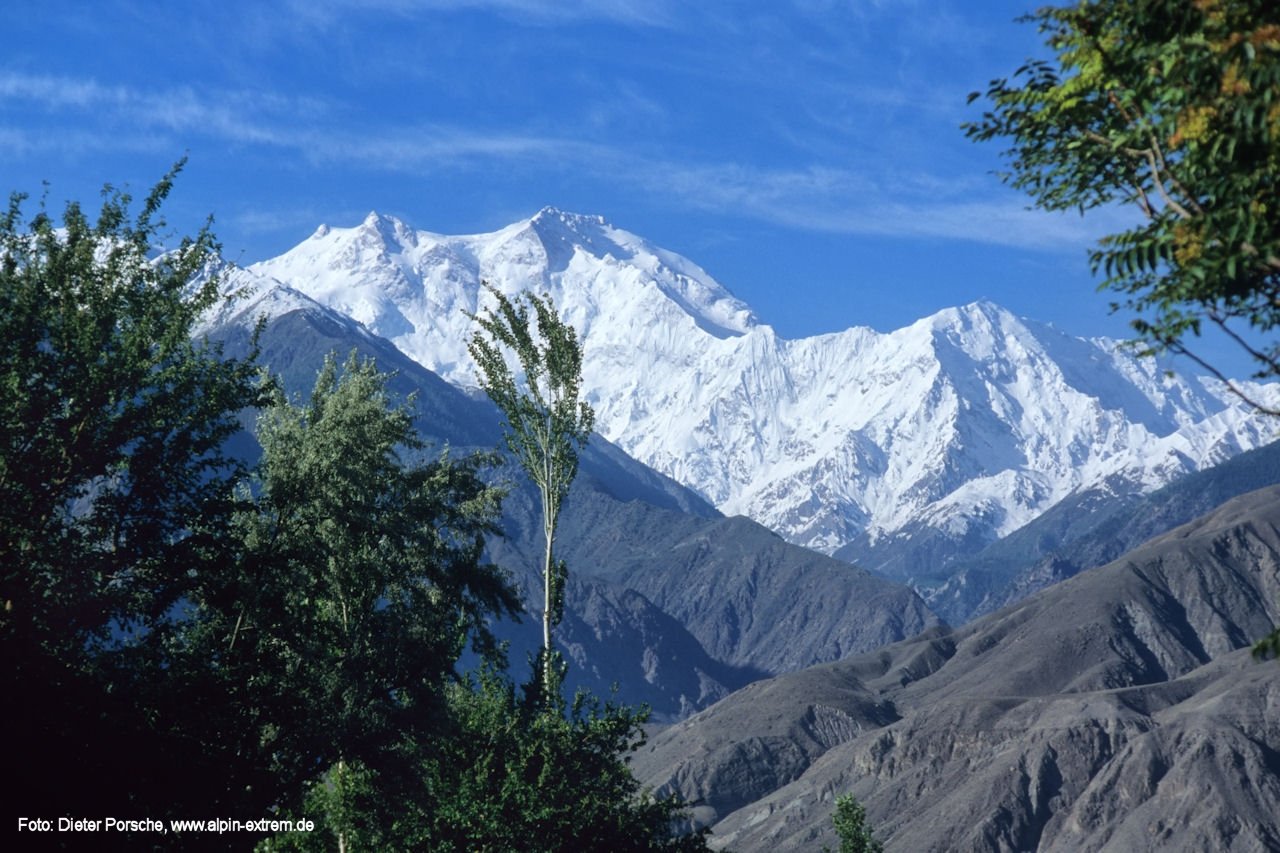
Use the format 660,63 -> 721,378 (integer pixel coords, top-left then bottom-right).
237,207 -> 1279,580
927,437 -> 1280,624
634,486 -> 1280,851
201,206 -> 1280,710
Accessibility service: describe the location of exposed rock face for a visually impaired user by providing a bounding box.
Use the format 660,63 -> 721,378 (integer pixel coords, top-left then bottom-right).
557,497 -> 938,674
493,461 -> 939,718
635,486 -> 1280,850
557,576 -> 757,719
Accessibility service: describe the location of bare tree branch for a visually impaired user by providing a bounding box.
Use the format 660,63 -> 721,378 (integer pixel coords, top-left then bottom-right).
1166,318 -> 1280,416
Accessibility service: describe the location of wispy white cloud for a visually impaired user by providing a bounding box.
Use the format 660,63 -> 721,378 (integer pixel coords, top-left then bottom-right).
629,159 -> 1120,250
309,131 -> 1122,251
0,71 -> 568,166
222,205 -> 331,244
0,127 -> 38,156
0,69 -> 1120,253
584,81 -> 670,134
0,72 -> 330,150
294,125 -> 616,172
427,0 -> 678,26
285,0 -> 678,28
0,73 -> 113,108
0,122 -> 163,159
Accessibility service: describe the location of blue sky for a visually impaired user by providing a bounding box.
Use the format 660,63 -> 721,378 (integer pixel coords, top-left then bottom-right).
0,0 -> 1251,375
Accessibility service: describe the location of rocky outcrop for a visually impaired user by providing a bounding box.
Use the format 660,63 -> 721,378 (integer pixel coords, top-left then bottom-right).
558,497 -> 939,674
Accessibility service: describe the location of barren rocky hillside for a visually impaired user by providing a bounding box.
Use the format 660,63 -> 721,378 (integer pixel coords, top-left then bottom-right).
636,486 -> 1280,851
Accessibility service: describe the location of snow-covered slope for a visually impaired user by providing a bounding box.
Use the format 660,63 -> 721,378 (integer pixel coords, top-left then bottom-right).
243,207 -> 1280,560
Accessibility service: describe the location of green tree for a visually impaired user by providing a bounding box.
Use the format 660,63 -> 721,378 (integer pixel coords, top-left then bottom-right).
244,354 -> 709,852
460,287 -> 716,851
827,794 -> 883,853
468,284 -> 595,696
191,352 -> 519,847
964,0 -> 1280,412
417,665 -> 713,853
0,165 -> 267,818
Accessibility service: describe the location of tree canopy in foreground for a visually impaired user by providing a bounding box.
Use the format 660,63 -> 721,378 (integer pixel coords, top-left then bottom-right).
2,171 -> 709,849
0,164 -> 268,819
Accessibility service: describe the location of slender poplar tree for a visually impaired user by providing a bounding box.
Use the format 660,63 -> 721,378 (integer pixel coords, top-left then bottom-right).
467,283 -> 594,697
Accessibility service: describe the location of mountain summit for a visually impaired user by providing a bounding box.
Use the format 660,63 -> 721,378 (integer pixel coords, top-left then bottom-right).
250,207 -> 756,361
244,209 -> 1280,575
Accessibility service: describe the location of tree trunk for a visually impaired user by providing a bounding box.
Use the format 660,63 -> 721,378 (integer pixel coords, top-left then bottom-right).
336,759 -> 348,853
542,507 -> 554,697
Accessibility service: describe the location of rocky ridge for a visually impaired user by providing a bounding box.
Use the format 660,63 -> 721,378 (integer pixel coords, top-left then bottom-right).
634,486 -> 1280,850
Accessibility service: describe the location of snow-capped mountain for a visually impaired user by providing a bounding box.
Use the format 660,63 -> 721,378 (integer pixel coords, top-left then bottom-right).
239,207 -> 1280,564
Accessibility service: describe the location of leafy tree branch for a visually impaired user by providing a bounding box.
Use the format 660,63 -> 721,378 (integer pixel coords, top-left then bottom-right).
965,0 -> 1280,413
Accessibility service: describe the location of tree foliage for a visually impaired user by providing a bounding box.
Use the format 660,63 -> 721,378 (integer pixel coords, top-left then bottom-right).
246,357 -> 705,852
416,667 -> 712,853
827,794 -> 883,853
965,0 -> 1280,411
1256,629 -> 1280,660
190,352 -> 519,845
2,172 -> 709,849
467,283 -> 595,694
0,164 -> 268,817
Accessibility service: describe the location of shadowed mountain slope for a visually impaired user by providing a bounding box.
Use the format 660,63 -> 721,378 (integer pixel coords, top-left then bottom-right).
635,486 -> 1280,850
557,497 -> 936,674
208,291 -> 936,720
928,436 -> 1280,624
